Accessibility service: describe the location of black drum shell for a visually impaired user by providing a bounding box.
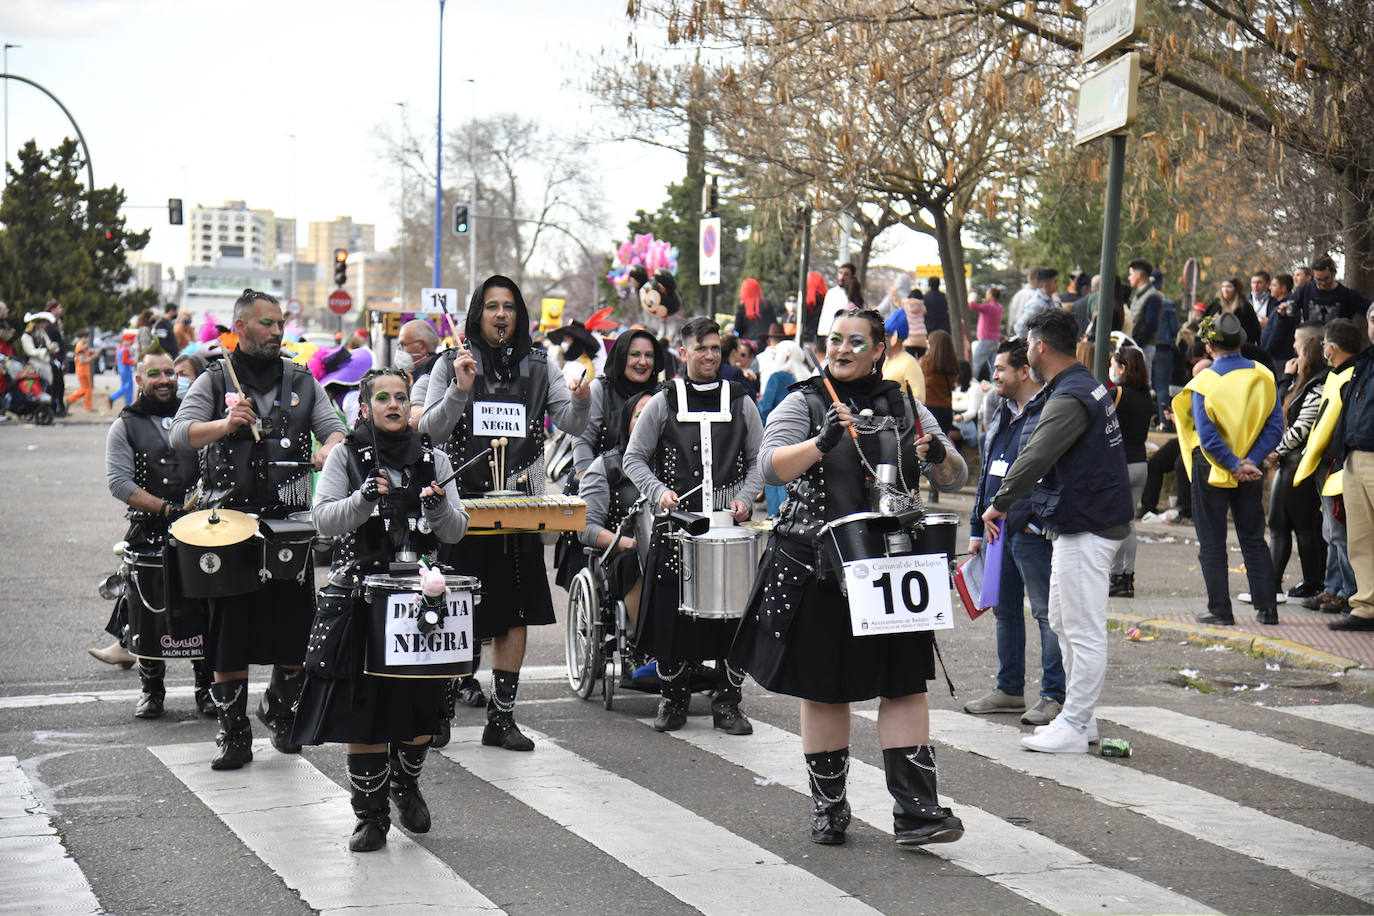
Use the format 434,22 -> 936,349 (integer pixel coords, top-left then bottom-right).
167,534 -> 266,599
124,547 -> 207,660
260,517 -> 315,584
912,512 -> 960,563
362,576 -> 478,679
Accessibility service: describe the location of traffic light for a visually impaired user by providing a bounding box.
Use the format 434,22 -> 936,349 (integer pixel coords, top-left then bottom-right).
168,198 -> 183,225
334,248 -> 348,286
701,178 -> 718,217
453,203 -> 469,235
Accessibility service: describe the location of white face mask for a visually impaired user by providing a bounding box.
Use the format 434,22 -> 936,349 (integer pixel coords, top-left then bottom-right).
1109,369 -> 1122,385
393,349 -> 414,372
176,375 -> 191,399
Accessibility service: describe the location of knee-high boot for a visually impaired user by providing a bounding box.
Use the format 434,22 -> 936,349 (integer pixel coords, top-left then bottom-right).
135,659 -> 165,719
191,659 -> 215,717
652,662 -> 690,732
389,742 -> 431,833
256,665 -> 304,754
482,669 -> 534,751
711,661 -> 753,735
430,679 -> 457,750
455,643 -> 487,707
805,748 -> 851,845
882,745 -> 964,846
347,752 -> 391,852
210,679 -> 253,771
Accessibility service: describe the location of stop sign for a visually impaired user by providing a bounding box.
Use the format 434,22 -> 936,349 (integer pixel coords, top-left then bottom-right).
327,289 -> 352,315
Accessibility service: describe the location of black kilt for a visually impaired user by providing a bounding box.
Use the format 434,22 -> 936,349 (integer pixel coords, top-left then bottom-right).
205,576 -> 314,671
635,521 -> 737,663
731,536 -> 934,703
440,532 -> 555,639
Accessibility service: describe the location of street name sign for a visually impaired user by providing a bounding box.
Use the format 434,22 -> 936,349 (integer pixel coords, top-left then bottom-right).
1075,52 -> 1140,146
1082,0 -> 1144,65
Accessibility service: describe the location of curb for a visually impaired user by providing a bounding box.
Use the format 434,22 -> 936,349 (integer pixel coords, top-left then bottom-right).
1108,612 -> 1365,673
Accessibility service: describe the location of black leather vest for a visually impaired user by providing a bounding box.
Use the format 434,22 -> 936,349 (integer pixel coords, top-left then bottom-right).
592,383 -> 634,457
601,451 -> 641,534
199,358 -> 319,516
327,437 -> 440,585
654,380 -> 750,513
446,349 -> 549,496
122,406 -> 197,505
773,380 -> 923,544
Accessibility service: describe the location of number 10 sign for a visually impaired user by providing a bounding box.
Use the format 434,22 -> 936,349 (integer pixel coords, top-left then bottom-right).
844,553 -> 954,636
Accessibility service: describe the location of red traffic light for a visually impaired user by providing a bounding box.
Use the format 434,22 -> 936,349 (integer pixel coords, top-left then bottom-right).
334,248 -> 348,263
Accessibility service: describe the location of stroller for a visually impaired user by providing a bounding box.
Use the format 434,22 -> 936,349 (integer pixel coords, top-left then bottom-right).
2,358 -> 56,425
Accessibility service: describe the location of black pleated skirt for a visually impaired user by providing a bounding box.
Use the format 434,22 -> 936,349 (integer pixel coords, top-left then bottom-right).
440,532 -> 555,639
205,577 -> 314,672
635,523 -> 738,663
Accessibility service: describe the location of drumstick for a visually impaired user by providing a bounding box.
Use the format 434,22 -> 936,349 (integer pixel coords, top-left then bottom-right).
221,356 -> 262,442
434,447 -> 492,489
820,375 -> 859,441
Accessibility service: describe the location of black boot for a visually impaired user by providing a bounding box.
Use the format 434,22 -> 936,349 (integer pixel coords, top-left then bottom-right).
806,748 -> 851,845
347,752 -> 391,852
256,665 -> 304,754
454,643 -> 487,708
210,679 -> 253,770
135,659 -> 165,720
482,669 -> 534,751
430,678 -> 457,750
652,663 -> 689,732
1108,573 -> 1135,598
883,746 -> 964,847
191,659 -> 215,717
710,662 -> 753,735
389,742 -> 431,833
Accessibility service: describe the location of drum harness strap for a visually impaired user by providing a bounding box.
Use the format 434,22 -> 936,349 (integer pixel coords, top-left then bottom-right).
673,378 -> 731,513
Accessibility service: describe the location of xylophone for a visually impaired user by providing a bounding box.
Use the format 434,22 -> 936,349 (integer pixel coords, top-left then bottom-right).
464,493 -> 586,532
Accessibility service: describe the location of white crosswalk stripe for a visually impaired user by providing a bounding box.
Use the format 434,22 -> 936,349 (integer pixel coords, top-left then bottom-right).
1096,705 -> 1373,802
0,756 -> 103,916
648,717 -> 1220,916
149,740 -> 502,916
438,726 -> 881,916
1274,703 -> 1374,736
919,709 -> 1374,905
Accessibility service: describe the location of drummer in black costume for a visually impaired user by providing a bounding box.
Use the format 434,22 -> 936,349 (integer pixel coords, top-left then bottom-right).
732,310 -> 968,847
623,316 -> 764,735
420,275 -> 591,751
104,350 -> 213,719
171,289 -> 346,770
292,368 -> 469,852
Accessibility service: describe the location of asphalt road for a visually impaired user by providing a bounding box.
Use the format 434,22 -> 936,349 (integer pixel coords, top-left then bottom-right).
1,420 -> 1371,916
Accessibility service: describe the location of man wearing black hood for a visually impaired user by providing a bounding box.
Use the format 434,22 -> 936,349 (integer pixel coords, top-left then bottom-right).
420,275 -> 591,750
172,289 -> 347,770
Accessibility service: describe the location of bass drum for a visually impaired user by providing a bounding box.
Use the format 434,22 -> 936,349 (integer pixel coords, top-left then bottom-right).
124,545 -> 206,660
361,574 -> 480,678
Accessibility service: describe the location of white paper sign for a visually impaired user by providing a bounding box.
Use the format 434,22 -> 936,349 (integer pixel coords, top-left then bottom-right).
844,554 -> 954,636
383,590 -> 474,667
474,401 -> 527,438
420,287 -> 460,317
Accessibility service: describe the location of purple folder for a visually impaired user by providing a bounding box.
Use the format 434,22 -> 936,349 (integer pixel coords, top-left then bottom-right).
978,532 -> 1005,610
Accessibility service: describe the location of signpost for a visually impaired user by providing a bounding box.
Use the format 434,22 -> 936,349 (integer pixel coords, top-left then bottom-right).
327,289 -> 353,316
699,217 -> 721,287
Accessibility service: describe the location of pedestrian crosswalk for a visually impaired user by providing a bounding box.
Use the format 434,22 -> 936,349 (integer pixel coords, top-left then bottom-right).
9,701 -> 1374,915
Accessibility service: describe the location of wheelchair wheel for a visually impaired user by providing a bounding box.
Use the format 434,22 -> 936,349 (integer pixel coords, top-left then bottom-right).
34,404 -> 55,426
565,567 -> 600,699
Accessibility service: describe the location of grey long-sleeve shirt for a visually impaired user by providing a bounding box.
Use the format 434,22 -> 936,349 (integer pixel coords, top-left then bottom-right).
758,390 -> 966,491
622,387 -> 764,514
169,366 -> 345,450
312,443 -> 468,544
572,378 -> 610,472
418,349 -> 590,443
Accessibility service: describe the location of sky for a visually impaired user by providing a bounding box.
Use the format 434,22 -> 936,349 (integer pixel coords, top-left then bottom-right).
0,0 -> 934,293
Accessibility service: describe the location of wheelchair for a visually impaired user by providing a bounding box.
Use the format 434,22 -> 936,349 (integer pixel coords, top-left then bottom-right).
564,498 -> 646,709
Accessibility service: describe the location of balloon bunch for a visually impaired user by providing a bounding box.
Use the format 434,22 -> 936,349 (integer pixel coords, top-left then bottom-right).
606,233 -> 678,296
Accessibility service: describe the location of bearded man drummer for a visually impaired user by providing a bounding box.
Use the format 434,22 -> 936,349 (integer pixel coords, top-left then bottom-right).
171,289 -> 347,770
622,316 -> 764,735
103,351 -> 213,720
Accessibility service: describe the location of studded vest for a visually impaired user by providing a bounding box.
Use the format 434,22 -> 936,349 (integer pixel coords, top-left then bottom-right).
199,358 -> 319,516
654,380 -> 751,513
120,404 -> 198,542
327,437 -> 440,586
773,379 -> 923,544
592,383 -> 635,457
601,451 -> 641,535
445,348 -> 549,496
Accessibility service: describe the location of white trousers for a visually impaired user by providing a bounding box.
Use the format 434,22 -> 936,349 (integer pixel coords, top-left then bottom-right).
1047,531 -> 1119,730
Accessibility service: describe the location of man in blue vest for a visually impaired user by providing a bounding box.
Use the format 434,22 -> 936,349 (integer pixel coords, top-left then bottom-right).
965,339 -> 1064,727
982,309 -> 1134,754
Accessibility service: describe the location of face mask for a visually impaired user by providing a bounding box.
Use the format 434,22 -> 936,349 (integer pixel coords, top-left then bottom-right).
1109,369 -> 1122,385
176,375 -> 191,399
393,350 -> 415,372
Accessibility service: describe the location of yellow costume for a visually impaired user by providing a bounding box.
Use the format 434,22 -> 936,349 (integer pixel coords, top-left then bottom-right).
1172,362 -> 1275,488
1295,362 -> 1355,497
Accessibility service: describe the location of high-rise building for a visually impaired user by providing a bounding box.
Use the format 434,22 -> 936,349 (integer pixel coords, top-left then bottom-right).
305,216 -> 375,266
188,201 -> 278,269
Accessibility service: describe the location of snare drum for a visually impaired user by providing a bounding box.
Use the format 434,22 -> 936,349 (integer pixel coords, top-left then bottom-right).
260,514 -> 315,584
361,574 -> 479,678
819,511 -> 959,595
675,526 -> 766,618
912,511 -> 960,564
124,546 -> 206,660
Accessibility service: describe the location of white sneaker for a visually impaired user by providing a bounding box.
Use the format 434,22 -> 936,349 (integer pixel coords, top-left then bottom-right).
1240,592 -> 1288,605
1238,592 -> 1253,604
1035,716 -> 1098,743
1139,511 -> 1162,523
1022,716 -> 1089,753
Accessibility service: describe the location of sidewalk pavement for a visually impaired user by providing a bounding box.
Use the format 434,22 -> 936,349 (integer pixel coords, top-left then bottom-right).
1108,595 -> 1374,673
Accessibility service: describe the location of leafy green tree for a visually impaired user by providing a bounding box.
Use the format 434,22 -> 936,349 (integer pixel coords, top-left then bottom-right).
0,139 -> 152,332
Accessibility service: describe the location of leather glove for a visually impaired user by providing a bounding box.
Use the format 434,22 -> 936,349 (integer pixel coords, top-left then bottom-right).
361,469 -> 385,502
921,433 -> 947,465
815,405 -> 848,454
420,489 -> 446,512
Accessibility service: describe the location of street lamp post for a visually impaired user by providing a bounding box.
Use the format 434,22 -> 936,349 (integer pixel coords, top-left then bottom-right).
4,43 -> 20,182
396,101 -> 408,309
432,0 -> 445,290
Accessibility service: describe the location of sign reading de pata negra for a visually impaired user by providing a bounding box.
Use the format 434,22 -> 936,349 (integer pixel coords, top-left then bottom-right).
384,590 -> 474,667
474,401 -> 527,437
